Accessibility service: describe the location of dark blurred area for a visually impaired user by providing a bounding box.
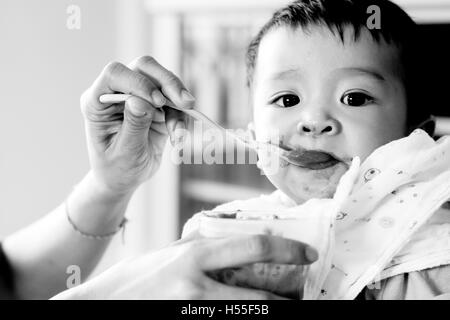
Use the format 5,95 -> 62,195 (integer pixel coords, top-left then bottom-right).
415,24 -> 450,118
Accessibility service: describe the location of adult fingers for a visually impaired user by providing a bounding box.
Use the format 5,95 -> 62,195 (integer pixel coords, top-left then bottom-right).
119,96 -> 157,149
81,61 -> 166,116
208,263 -> 306,299
129,56 -> 195,110
203,277 -> 290,300
163,106 -> 187,146
128,56 -> 192,145
150,121 -> 169,135
193,235 -> 319,271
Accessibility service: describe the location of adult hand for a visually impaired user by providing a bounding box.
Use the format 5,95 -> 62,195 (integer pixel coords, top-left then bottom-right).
52,234 -> 318,299
80,56 -> 195,196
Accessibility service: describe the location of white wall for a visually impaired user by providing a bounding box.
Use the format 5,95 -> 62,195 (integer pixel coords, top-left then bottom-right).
0,0 -> 118,237
0,0 -> 180,276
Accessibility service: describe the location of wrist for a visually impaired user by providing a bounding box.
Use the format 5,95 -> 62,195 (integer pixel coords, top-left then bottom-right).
87,171 -> 136,202
66,172 -> 134,237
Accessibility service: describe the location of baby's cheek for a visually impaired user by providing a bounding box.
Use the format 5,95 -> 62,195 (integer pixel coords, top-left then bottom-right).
348,125 -> 405,162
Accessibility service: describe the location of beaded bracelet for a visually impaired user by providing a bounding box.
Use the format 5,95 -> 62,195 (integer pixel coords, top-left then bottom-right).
65,198 -> 128,243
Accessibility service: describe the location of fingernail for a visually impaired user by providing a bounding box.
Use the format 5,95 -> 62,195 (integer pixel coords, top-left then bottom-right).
305,246 -> 318,262
181,89 -> 195,103
130,110 -> 147,117
152,90 -> 166,106
128,103 -> 147,117
174,121 -> 186,144
175,120 -> 186,131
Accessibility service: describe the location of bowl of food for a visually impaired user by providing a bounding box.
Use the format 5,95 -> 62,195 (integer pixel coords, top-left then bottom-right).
198,208 -> 334,299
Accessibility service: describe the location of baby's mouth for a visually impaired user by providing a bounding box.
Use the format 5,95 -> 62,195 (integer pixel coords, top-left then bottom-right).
279,143 -> 341,170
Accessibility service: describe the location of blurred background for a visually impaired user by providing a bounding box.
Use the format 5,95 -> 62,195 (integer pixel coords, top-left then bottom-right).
0,0 -> 449,276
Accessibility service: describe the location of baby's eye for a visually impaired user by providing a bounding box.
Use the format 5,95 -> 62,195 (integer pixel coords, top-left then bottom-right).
273,94 -> 300,108
341,92 -> 374,107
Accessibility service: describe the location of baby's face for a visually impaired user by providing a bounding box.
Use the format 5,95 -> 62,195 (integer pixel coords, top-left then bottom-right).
252,26 -> 407,204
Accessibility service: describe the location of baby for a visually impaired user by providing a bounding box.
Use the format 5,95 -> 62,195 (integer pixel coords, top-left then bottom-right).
183,0 -> 450,299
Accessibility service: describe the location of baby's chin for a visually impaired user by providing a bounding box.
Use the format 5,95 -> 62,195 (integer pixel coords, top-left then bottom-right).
264,161 -> 350,205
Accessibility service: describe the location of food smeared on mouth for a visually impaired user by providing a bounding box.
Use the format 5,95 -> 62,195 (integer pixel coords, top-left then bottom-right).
277,142 -> 341,169
285,149 -> 340,169
202,210 -> 282,220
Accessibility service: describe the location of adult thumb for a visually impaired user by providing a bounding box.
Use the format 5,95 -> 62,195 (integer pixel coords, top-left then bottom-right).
120,96 -> 155,148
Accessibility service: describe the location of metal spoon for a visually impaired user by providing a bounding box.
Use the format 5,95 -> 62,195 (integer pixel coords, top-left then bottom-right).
99,93 -> 302,166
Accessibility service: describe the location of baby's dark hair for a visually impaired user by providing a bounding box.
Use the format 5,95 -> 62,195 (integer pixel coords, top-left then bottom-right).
245,0 -> 434,135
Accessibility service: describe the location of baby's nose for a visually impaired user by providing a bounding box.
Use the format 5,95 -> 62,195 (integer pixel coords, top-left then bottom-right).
296,119 -> 340,137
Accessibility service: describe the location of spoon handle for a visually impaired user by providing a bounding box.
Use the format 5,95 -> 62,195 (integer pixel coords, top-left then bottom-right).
99,93 -> 289,159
